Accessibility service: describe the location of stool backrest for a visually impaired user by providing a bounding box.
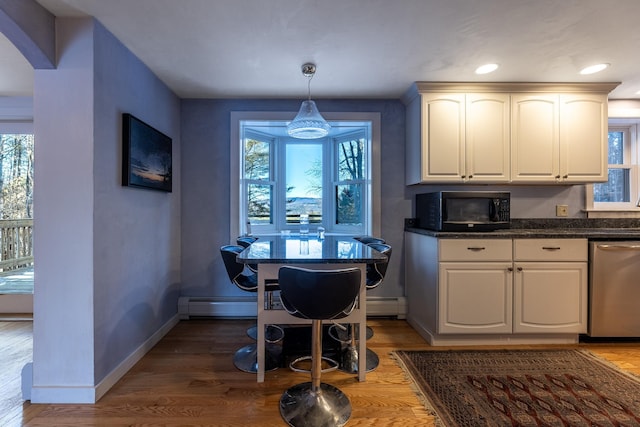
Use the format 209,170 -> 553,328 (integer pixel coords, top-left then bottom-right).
236,236 -> 258,248
355,236 -> 385,245
220,245 -> 257,292
366,243 -> 392,289
278,266 -> 361,320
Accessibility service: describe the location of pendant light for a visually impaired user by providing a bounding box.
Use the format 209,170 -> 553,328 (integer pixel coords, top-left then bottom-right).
287,63 -> 331,139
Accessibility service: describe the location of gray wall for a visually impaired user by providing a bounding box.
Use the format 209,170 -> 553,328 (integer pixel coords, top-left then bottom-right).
32,17 -> 181,402
405,184 -> 585,219
92,20 -> 181,382
180,99 -> 408,301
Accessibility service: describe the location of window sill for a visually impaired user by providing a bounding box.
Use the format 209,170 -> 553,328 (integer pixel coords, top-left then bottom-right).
583,209 -> 640,219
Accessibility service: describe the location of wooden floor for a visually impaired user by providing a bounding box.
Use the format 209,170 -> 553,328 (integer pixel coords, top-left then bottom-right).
3,318 -> 640,426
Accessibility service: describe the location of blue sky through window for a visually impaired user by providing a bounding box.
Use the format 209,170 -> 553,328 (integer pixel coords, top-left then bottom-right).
286,143 -> 322,198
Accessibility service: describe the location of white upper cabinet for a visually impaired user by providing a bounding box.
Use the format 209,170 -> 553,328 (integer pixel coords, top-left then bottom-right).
407,91 -> 509,184
466,93 -> 511,182
403,82 -> 618,185
560,93 -> 609,183
420,93 -> 465,182
511,92 -> 609,183
511,93 -> 560,182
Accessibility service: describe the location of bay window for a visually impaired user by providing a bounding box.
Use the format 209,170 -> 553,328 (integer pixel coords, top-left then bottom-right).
231,112 -> 380,237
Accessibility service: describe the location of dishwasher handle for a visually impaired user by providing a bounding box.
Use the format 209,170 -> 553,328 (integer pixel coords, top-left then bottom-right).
596,244 -> 640,251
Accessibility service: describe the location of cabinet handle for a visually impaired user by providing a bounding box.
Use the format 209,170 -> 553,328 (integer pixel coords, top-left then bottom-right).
466,247 -> 486,251
461,175 -> 466,179
563,174 -> 568,179
542,246 -> 561,251
555,175 -> 561,179
468,175 -> 473,179
507,267 -> 513,272
517,267 -> 523,272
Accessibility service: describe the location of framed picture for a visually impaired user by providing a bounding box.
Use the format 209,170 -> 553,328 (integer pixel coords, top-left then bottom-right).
122,113 -> 172,192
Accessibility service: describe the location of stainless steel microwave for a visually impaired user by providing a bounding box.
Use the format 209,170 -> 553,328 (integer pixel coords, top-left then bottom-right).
415,191 -> 510,232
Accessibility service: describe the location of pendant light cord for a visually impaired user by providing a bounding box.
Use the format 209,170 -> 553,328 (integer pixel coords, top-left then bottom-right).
307,73 -> 313,101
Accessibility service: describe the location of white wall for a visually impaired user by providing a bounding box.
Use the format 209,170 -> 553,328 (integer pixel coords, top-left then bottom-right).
33,17 -> 96,403
31,17 -> 181,403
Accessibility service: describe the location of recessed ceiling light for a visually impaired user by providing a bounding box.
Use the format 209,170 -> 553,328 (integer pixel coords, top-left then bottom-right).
579,63 -> 610,75
475,63 -> 499,75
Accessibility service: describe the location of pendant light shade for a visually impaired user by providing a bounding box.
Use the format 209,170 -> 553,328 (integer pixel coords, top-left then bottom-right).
287,63 -> 331,139
287,100 -> 331,139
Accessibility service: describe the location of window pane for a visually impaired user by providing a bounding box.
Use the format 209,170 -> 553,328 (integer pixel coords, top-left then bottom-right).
286,144 -> 322,224
247,183 -> 272,224
338,138 -> 365,180
244,138 -> 270,180
336,183 -> 363,225
594,169 -> 630,202
607,131 -> 624,165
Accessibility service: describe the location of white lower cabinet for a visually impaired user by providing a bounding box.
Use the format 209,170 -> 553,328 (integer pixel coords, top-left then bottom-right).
405,233 -> 588,343
512,239 -> 588,333
439,262 -> 513,333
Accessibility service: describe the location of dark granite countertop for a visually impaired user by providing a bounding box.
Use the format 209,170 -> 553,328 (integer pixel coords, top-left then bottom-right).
237,235 -> 387,264
405,218 -> 640,240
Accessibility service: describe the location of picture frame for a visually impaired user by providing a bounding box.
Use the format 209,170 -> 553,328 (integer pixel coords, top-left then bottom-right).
122,113 -> 172,192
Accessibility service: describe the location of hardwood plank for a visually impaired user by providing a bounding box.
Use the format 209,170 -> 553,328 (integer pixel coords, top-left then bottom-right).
3,319 -> 640,426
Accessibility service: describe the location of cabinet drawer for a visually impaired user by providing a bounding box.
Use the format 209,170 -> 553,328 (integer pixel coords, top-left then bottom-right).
513,238 -> 587,261
440,239 -> 512,261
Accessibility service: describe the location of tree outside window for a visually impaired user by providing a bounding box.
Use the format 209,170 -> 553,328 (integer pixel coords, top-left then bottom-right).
0,134 -> 34,219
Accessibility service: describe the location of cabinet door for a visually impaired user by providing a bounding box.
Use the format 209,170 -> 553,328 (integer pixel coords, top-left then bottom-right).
511,94 -> 560,182
466,93 -> 510,182
420,93 -> 465,182
438,262 -> 513,334
513,262 -> 587,333
560,93 -> 608,183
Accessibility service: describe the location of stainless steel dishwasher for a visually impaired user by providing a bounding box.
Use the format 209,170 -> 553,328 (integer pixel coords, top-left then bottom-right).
589,241 -> 640,337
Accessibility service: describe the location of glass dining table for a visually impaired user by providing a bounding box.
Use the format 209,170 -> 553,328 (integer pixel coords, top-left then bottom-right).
237,234 -> 387,383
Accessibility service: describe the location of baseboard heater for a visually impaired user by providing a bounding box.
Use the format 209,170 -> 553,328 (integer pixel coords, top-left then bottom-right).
178,296 -> 407,320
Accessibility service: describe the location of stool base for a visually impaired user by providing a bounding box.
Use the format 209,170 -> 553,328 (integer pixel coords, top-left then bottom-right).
233,343 -> 281,373
280,382 -> 351,427
340,346 -> 379,373
328,323 -> 373,343
247,324 -> 285,343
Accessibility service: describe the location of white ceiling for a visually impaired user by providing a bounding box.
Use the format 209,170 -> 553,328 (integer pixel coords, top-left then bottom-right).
3,0 -> 640,99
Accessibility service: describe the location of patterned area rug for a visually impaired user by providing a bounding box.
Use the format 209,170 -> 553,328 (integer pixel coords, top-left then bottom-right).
393,349 -> 640,427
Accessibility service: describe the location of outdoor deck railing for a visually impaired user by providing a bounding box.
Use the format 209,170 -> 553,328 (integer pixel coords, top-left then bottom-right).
0,219 -> 33,272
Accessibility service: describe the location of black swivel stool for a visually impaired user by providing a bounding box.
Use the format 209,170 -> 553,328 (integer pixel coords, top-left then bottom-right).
236,235 -> 259,273
353,236 -> 385,245
220,245 -> 283,373
236,235 -> 258,248
331,243 -> 392,373
234,235 -> 272,339
278,266 -> 361,427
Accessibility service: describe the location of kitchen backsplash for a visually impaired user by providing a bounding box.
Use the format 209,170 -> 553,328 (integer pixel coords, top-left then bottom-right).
511,218 -> 640,229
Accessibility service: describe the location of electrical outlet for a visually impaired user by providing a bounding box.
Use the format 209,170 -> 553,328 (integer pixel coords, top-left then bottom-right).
556,205 -> 568,217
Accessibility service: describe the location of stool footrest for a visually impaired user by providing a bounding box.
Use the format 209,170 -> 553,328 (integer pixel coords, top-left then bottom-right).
289,355 -> 339,374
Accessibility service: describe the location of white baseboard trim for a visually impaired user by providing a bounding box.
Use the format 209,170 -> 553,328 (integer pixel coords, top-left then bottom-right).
178,296 -> 407,319
28,313 -> 180,404
95,313 -> 180,401
406,316 -> 580,346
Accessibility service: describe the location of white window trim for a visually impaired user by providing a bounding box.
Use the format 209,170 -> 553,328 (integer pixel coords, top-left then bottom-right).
240,128 -> 276,234
585,121 -> 640,217
230,111 -> 381,242
331,129 -> 370,235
